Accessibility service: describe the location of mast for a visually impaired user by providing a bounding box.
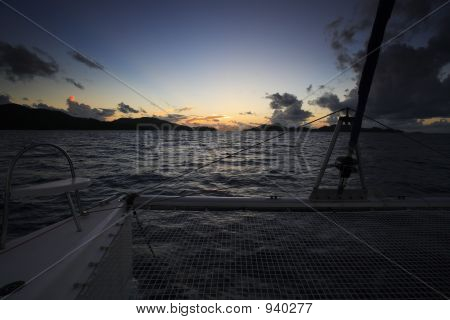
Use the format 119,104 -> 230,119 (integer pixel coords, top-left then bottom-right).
348,0 -> 395,150
336,0 -> 395,193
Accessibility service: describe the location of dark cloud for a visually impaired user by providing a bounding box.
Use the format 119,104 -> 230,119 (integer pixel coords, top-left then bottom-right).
239,111 -> 255,115
175,107 -> 192,112
32,47 -> 56,61
117,102 -> 139,114
326,13 -> 370,70
69,51 -> 103,70
33,103 -> 60,111
65,77 -> 84,90
306,84 -> 312,93
364,32 -> 450,120
322,0 -> 450,126
267,92 -> 299,110
320,16 -> 450,120
310,90 -> 357,111
327,18 -> 371,69
0,93 -> 12,104
387,0 -> 440,35
0,41 -> 58,81
160,113 -> 189,122
22,97 -> 29,101
66,98 -> 115,120
232,120 -> 251,127
266,92 -> 312,127
184,115 -> 225,124
309,90 -> 357,124
326,17 -> 343,31
326,0 -> 443,70
310,92 -> 342,111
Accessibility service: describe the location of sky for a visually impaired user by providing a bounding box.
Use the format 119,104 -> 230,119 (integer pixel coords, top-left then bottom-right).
0,0 -> 449,131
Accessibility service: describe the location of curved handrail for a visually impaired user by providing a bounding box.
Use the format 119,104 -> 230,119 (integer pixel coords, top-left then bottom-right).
1,143 -> 80,249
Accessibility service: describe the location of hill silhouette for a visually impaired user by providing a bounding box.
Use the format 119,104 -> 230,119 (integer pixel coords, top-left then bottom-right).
0,104 -> 216,131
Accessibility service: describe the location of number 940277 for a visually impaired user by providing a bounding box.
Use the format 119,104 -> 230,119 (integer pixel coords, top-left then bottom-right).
265,302 -> 312,314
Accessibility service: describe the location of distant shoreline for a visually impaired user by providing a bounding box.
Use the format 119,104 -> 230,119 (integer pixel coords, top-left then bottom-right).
0,103 -> 430,133
0,103 -> 217,131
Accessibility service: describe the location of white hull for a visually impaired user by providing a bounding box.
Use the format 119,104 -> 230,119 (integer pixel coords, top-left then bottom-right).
0,199 -> 130,299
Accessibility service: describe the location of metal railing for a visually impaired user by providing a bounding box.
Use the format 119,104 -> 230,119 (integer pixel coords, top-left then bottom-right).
1,143 -> 85,249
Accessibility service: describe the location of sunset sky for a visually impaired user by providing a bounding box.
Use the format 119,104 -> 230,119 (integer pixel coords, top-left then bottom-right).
0,0 -> 449,131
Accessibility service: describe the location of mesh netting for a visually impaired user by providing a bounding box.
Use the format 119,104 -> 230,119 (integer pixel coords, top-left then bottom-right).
78,218 -> 133,299
131,209 -> 450,299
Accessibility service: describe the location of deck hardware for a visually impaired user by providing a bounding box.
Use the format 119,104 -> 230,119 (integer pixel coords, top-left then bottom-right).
309,111 -> 367,201
66,193 -> 82,232
1,143 -> 91,249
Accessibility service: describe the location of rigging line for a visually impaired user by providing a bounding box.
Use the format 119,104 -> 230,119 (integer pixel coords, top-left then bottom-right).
0,0 -> 169,115
134,108 -> 345,206
298,0 -> 450,104
358,111 -> 450,160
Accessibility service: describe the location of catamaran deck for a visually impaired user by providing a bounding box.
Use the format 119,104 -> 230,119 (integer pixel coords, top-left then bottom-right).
132,209 -> 450,299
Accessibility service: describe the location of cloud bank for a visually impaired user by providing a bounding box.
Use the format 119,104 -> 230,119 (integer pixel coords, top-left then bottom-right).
266,92 -> 312,127
160,114 -> 189,122
317,0 -> 450,130
65,77 -> 84,89
239,111 -> 256,115
69,51 -> 103,70
33,102 -> 60,111
0,42 -> 58,81
117,102 -> 139,114
66,98 -> 115,120
175,107 -> 192,112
